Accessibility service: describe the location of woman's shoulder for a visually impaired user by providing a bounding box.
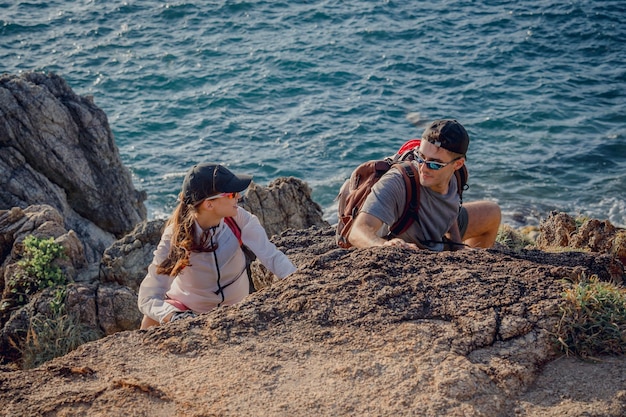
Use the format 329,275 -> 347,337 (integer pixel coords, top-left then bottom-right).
160,222 -> 175,239
233,206 -> 255,225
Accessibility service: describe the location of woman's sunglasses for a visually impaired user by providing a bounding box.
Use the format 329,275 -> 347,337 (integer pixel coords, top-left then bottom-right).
204,192 -> 239,201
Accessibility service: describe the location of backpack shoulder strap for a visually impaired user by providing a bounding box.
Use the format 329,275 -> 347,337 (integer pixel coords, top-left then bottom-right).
223,217 -> 242,245
336,159 -> 394,248
388,161 -> 420,236
454,165 -> 469,204
223,216 -> 258,293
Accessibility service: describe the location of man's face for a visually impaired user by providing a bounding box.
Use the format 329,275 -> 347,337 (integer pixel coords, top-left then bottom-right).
416,140 -> 463,193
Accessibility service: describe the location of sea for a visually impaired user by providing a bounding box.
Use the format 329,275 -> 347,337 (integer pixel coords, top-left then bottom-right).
2,0 -> 625,228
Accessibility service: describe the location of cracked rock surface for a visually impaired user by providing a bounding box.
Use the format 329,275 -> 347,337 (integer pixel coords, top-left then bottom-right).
1,226 -> 624,416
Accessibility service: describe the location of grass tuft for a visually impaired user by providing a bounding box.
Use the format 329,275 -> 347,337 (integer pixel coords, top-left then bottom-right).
496,224 -> 536,252
555,274 -> 626,358
19,311 -> 103,369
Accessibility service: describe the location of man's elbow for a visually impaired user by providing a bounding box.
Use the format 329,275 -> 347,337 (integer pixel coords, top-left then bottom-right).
347,226 -> 381,248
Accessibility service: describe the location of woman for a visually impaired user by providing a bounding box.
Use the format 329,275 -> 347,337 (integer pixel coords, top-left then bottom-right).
138,163 -> 297,328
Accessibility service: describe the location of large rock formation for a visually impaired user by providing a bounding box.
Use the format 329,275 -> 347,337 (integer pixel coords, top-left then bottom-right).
0,205 -> 143,364
242,177 -> 327,238
0,72 -> 147,262
0,225 -> 624,416
538,210 -> 626,267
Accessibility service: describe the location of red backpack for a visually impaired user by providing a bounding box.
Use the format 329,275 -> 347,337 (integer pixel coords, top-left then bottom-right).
335,139 -> 468,248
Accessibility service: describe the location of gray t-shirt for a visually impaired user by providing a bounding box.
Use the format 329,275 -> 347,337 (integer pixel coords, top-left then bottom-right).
360,164 -> 460,251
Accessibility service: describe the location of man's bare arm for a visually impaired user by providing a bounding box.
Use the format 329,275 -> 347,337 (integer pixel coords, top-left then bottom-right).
347,212 -> 387,248
348,212 -> 419,250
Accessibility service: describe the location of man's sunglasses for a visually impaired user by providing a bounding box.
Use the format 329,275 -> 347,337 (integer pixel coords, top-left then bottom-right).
415,152 -> 462,171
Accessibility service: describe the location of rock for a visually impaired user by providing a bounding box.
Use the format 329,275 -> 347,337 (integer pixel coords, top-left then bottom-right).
0,280 -> 142,365
0,176 -> 331,367
242,177 -> 329,238
99,219 -> 167,292
94,284 -> 143,334
537,211 -> 626,272
63,283 -> 99,328
61,282 -> 141,336
0,72 -> 147,262
0,205 -> 90,363
0,225 -> 623,416
537,211 -> 577,248
0,205 -> 88,301
613,230 -> 626,266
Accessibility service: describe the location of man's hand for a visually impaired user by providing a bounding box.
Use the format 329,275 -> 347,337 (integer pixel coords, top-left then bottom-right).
383,238 -> 420,250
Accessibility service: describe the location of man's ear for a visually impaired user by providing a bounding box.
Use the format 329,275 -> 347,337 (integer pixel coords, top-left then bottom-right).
454,157 -> 465,171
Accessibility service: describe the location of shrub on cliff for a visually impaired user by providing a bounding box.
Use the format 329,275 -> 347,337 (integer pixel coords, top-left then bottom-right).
14,236 -> 66,298
556,274 -> 626,357
4,236 -> 67,310
3,236 -> 102,369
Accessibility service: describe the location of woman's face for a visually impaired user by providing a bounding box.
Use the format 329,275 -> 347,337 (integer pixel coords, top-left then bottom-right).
207,192 -> 240,218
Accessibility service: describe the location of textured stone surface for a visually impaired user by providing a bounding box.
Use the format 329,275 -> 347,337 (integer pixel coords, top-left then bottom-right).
242,176 -> 329,238
0,177 -> 330,367
99,219 -> 167,292
538,210 -> 626,273
0,72 -> 146,261
0,225 -> 624,416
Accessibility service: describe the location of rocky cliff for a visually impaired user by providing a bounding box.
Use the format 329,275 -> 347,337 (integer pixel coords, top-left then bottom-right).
0,224 -> 625,416
0,72 -> 625,416
0,174 -> 328,367
0,72 -> 329,368
0,72 -> 147,262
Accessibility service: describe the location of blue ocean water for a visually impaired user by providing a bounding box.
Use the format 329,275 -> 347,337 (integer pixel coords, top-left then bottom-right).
2,0 -> 625,227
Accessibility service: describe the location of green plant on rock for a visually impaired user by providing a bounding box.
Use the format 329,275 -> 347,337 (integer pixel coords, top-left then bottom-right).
9,236 -> 67,304
495,224 -> 536,252
574,215 -> 590,229
555,274 -> 626,358
49,287 -> 66,316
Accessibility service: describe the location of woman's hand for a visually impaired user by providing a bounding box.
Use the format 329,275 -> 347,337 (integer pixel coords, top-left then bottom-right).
162,312 -> 176,323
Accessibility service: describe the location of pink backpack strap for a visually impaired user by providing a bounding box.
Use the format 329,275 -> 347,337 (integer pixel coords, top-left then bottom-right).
223,217 -> 242,245
223,216 -> 257,294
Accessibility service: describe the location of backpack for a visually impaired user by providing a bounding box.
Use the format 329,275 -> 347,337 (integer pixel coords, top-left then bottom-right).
223,217 -> 258,293
335,139 -> 468,248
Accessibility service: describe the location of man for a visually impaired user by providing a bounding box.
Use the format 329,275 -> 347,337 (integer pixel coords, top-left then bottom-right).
347,119 -> 501,251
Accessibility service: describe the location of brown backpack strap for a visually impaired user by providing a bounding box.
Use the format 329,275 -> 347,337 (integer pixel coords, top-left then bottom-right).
454,165 -> 469,204
389,161 -> 420,236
